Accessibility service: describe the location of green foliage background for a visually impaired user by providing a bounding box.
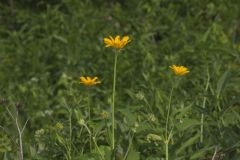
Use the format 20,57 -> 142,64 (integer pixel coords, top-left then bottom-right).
0,0 -> 240,159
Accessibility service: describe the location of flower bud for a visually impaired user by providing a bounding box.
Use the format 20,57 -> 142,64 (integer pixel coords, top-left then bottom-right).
79,119 -> 85,126
55,122 -> 64,129
101,110 -> 109,119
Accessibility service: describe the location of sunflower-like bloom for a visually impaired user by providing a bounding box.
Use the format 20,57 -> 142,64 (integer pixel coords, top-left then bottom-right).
103,35 -> 130,49
170,65 -> 190,76
80,76 -> 101,86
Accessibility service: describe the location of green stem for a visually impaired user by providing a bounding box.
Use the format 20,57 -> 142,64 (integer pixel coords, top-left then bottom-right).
16,115 -> 24,160
165,86 -> 174,140
6,107 -> 24,160
165,82 -> 175,160
211,147 -> 218,160
165,142 -> 168,160
93,137 -> 105,160
87,89 -> 91,122
87,89 -> 92,151
112,51 -> 118,150
83,123 -> 92,152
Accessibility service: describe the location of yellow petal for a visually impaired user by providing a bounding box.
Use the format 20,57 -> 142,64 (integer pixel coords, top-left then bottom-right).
121,36 -> 129,43
95,80 -> 101,84
93,77 -> 98,81
80,76 -> 87,83
104,38 -> 112,44
87,77 -> 91,81
109,36 -> 114,41
115,35 -> 120,43
105,44 -> 112,47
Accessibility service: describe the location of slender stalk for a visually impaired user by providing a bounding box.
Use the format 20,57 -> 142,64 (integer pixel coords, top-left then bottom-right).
165,142 -> 169,160
15,114 -> 23,160
164,127 -> 174,160
87,89 -> 91,122
211,147 -> 218,160
200,69 -> 210,143
87,89 -> 92,151
82,122 -> 92,152
93,137 -> 104,160
112,51 -> 118,150
165,86 -> 174,140
6,107 -> 27,160
165,81 -> 175,160
21,118 -> 29,135
83,124 -> 92,139
6,107 -> 15,121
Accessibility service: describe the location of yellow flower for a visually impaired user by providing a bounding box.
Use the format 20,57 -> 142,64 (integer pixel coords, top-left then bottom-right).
80,76 -> 101,86
103,35 -> 130,49
170,64 -> 190,76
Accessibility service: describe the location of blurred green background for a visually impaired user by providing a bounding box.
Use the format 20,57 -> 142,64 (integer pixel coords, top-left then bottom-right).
0,0 -> 240,159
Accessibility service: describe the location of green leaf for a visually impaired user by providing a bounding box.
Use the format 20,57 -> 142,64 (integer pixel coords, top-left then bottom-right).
127,151 -> 140,160
176,134 -> 200,155
52,34 -> 68,44
177,119 -> 200,132
216,70 -> 230,98
222,106 -> 240,126
200,27 -> 211,42
190,147 -> 211,159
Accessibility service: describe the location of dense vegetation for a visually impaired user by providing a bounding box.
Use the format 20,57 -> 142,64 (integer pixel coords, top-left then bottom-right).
0,0 -> 240,159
